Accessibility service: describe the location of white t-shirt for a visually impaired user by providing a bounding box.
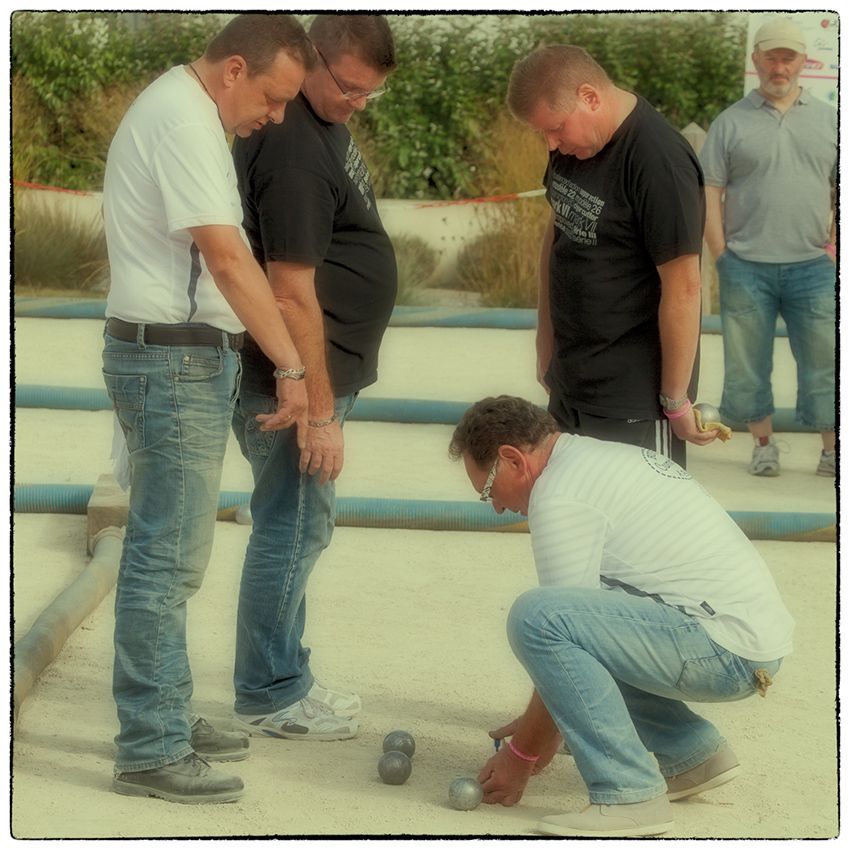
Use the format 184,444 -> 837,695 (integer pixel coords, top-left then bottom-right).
528,434 -> 795,662
103,66 -> 248,333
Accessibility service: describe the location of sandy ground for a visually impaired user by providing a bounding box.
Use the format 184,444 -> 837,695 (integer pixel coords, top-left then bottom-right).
10,317 -> 839,840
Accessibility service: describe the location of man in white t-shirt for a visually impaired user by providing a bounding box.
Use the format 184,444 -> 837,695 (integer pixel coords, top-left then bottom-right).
102,14 -> 315,805
448,396 -> 794,837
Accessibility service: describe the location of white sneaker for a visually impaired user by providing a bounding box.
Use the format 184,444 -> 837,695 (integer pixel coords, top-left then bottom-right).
233,697 -> 358,741
309,680 -> 362,716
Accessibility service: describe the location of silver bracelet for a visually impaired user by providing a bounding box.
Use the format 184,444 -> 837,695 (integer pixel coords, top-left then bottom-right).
308,414 -> 337,428
273,366 -> 306,381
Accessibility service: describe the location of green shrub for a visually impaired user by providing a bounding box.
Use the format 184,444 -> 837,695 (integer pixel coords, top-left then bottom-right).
12,11 -> 747,196
13,191 -> 110,293
11,11 -> 220,188
391,234 -> 441,305
454,199 -> 551,308
352,12 -> 745,199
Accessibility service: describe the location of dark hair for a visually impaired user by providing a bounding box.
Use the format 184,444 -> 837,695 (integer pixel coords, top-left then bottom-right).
507,44 -> 610,121
205,14 -> 316,76
309,14 -> 396,72
448,396 -> 558,467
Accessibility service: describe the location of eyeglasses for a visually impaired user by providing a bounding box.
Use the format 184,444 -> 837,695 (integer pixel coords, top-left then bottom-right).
315,47 -> 388,102
479,458 -> 500,503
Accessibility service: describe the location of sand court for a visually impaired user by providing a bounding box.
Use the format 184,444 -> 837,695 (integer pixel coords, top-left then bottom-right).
11,316 -> 838,838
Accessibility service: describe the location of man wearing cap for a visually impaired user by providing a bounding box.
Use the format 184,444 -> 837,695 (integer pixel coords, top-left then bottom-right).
701,17 -> 837,478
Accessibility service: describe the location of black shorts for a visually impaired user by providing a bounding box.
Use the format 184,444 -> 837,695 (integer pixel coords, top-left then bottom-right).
549,402 -> 687,469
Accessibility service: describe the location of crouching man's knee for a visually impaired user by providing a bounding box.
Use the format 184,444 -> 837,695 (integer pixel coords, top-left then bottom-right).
507,586 -> 553,660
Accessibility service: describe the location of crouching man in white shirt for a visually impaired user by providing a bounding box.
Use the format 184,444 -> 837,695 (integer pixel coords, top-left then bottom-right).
449,395 -> 794,837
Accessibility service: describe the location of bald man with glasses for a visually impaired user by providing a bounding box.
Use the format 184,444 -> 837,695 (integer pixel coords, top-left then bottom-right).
229,15 -> 397,741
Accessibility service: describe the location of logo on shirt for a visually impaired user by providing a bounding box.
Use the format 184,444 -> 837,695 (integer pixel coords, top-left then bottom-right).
549,175 -> 604,247
344,139 -> 373,211
640,448 -> 692,480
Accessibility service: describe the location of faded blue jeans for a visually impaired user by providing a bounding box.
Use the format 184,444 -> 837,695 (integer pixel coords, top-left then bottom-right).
507,586 -> 783,804
231,348 -> 357,715
717,250 -> 836,429
102,329 -> 240,772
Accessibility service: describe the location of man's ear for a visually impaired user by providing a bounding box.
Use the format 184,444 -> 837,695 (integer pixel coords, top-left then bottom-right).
222,55 -> 248,88
497,444 -> 527,473
576,83 -> 601,111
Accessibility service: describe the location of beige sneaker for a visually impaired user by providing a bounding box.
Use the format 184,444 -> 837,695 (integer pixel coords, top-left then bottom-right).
666,745 -> 740,801
536,795 -> 674,837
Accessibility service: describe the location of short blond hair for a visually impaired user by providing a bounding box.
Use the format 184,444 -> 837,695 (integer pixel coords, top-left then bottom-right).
507,44 -> 611,121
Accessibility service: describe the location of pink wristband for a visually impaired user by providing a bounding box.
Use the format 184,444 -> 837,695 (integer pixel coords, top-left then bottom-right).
663,399 -> 692,421
507,740 -> 539,763
824,242 -> 836,259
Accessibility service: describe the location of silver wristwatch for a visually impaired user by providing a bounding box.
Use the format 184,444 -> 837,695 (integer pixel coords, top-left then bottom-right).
659,393 -> 689,411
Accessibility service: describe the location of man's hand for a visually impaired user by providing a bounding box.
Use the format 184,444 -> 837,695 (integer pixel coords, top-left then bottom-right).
300,419 -> 344,485
477,747 -> 536,807
256,377 -> 308,440
669,407 -> 720,446
489,722 -> 562,775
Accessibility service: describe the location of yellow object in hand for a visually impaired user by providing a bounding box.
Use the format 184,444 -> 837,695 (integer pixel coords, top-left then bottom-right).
693,406 -> 732,442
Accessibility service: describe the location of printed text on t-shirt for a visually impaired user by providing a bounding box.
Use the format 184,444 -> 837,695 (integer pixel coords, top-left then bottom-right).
549,175 -> 604,246
345,139 -> 373,211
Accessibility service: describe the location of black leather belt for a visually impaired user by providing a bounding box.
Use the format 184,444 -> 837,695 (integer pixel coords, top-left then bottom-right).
106,318 -> 244,351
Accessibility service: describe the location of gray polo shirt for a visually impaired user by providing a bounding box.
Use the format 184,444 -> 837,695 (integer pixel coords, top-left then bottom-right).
700,88 -> 836,263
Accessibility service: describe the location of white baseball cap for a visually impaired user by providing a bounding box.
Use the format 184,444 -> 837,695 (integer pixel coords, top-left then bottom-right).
753,18 -> 807,53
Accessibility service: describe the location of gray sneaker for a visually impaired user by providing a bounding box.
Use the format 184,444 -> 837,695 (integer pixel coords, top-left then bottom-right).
749,440 -> 780,477
112,754 -> 244,804
190,716 -> 249,762
666,745 -> 740,801
817,451 -> 836,477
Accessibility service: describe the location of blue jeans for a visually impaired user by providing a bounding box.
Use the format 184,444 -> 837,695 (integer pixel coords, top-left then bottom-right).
102,329 -> 241,772
231,360 -> 357,715
507,586 -> 782,804
717,250 -> 835,429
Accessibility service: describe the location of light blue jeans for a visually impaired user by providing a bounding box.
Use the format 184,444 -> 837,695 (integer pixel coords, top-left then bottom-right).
507,586 -> 782,804
231,350 -> 357,715
717,250 -> 836,429
103,329 -> 241,772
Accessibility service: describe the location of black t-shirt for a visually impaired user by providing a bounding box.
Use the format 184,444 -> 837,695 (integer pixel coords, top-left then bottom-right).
544,95 -> 704,420
233,93 -> 397,396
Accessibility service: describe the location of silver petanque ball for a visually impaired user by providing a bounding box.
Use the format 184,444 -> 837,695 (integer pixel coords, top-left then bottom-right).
693,402 -> 722,423
378,750 -> 412,785
448,777 -> 483,811
383,730 -> 416,758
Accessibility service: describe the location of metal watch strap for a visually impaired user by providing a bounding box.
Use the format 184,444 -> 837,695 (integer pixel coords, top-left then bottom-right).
659,393 -> 689,411
273,366 -> 306,381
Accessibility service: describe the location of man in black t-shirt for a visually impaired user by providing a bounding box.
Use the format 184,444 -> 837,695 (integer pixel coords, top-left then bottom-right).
230,16 -> 397,741
507,45 -> 720,467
